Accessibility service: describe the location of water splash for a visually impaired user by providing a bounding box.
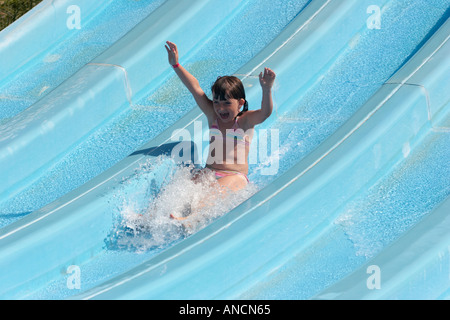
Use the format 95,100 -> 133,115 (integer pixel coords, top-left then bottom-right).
107,160 -> 258,253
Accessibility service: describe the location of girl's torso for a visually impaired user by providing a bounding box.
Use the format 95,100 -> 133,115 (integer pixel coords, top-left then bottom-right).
206,117 -> 254,175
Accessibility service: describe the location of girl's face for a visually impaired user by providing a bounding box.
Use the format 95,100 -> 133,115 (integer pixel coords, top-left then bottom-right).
213,94 -> 245,123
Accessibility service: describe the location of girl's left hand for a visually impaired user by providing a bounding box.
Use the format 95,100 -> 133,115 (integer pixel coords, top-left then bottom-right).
259,67 -> 276,90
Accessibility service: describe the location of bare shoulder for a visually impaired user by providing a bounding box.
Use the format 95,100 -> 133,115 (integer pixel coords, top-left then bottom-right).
195,92 -> 215,121
238,110 -> 260,131
239,109 -> 270,130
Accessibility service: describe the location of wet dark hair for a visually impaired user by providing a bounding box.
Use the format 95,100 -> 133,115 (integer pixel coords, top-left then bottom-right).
211,76 -> 248,117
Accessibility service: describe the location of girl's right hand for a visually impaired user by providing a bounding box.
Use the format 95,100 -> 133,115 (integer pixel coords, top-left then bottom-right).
259,67 -> 276,90
165,41 -> 179,66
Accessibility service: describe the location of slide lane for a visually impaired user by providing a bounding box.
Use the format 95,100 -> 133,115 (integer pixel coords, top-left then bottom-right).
0,0 -> 109,86
76,2 -> 450,299
312,23 -> 450,299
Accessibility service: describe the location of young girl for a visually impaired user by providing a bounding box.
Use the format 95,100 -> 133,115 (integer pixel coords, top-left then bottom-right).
165,41 -> 275,220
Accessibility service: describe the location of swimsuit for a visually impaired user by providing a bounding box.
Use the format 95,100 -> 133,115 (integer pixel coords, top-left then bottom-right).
213,169 -> 249,182
172,120 -> 251,221
208,117 -> 253,183
209,118 -> 251,147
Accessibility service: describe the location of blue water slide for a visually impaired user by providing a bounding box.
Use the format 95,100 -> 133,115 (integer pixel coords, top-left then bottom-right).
0,0 -> 448,299
75,14 -> 449,300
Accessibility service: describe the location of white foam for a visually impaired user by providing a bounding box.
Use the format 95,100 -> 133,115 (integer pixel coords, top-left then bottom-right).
110,162 -> 258,252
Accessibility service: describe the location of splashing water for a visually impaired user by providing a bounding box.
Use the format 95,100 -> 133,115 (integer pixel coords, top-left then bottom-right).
107,159 -> 258,253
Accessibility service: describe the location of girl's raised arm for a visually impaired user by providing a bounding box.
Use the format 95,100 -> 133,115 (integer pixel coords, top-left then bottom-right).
242,67 -> 276,128
165,41 -> 214,119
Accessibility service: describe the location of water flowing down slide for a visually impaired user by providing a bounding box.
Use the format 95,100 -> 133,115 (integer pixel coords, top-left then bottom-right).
0,0 -> 448,299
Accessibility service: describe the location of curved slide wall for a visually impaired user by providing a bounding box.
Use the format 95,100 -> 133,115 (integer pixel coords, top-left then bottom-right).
313,21 -> 450,299
0,0 -> 109,82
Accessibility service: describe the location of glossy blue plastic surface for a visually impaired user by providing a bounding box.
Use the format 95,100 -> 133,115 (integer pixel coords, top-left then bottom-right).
0,0 -> 448,299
